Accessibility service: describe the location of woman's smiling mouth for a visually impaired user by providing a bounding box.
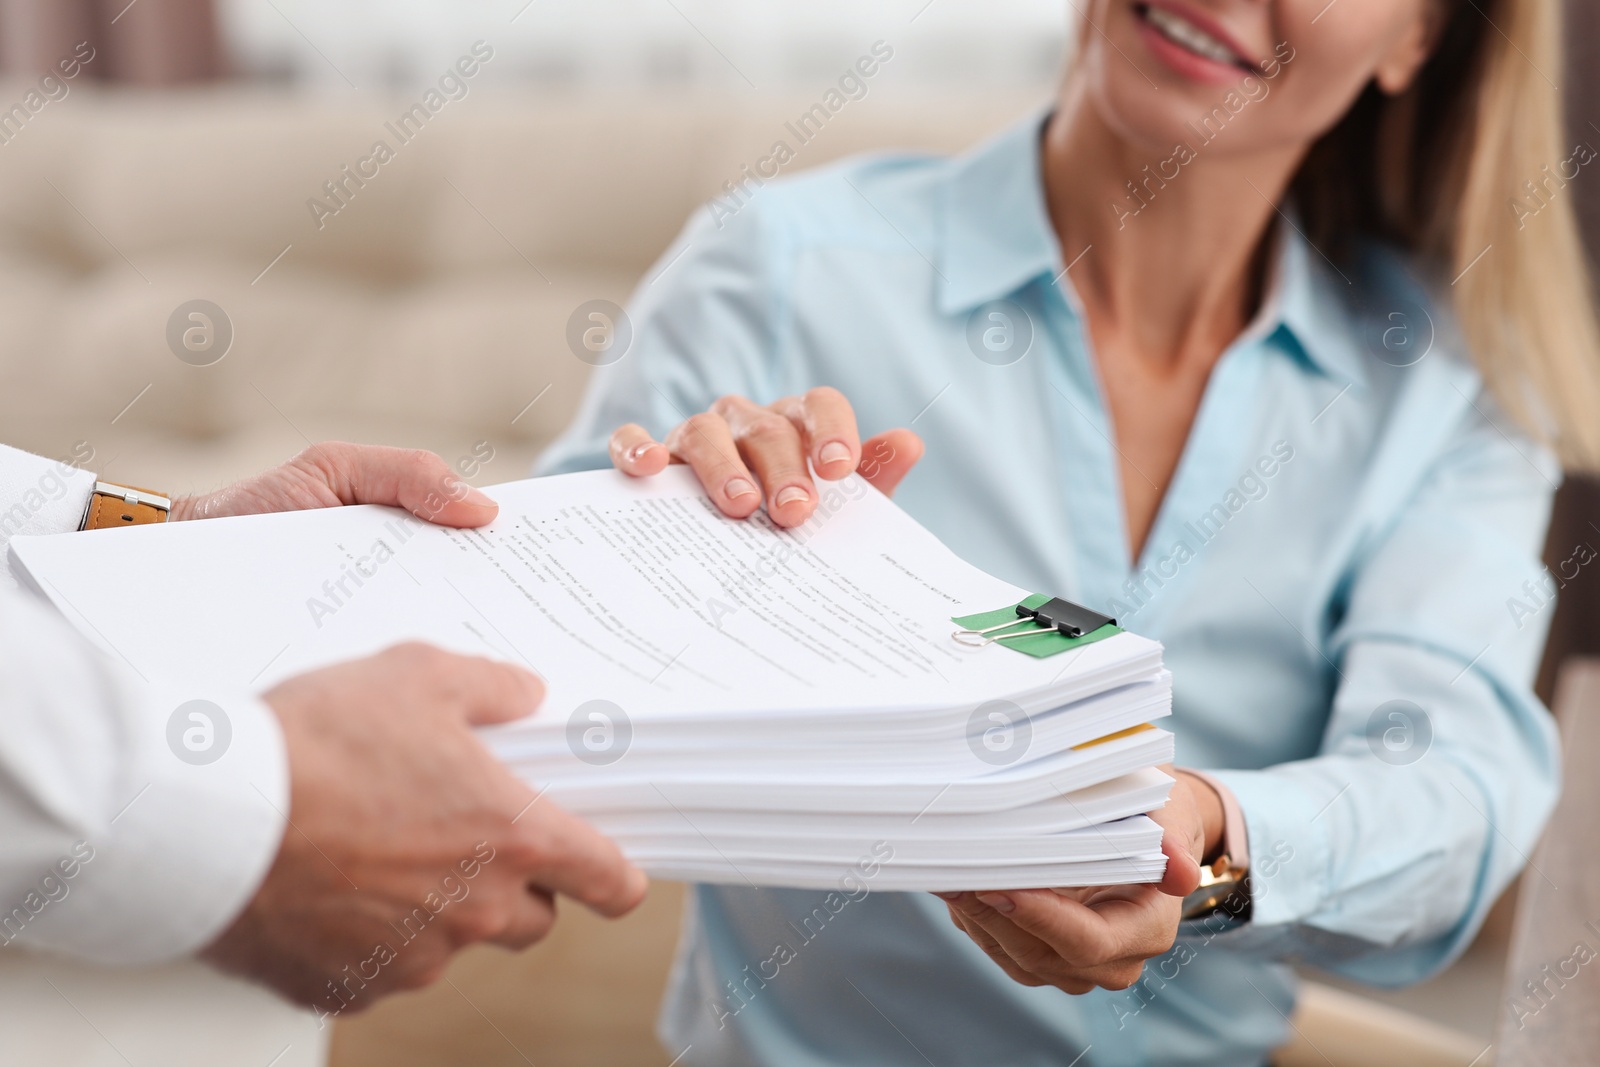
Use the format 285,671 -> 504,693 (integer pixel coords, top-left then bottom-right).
1134,2 -> 1263,80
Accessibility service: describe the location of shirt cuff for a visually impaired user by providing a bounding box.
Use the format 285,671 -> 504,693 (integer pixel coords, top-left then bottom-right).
0,444 -> 96,593
22,690 -> 290,966
1202,768 -> 1333,936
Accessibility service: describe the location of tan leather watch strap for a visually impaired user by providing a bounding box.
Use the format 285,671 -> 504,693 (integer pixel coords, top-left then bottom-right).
80,482 -> 172,531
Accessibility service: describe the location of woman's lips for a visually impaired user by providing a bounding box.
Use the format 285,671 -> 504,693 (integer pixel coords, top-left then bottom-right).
1133,2 -> 1260,86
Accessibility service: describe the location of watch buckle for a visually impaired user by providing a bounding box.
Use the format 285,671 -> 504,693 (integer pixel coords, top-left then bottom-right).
93,481 -> 171,514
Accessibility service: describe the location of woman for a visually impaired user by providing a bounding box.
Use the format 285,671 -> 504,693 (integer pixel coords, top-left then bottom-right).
540,0 -> 1599,1062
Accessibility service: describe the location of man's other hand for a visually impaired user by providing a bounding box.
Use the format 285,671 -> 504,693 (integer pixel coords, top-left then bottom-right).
201,644 -> 648,1012
169,442 -> 497,528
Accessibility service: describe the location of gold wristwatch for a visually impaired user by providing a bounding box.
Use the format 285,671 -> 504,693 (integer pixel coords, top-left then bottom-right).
79,481 -> 171,531
1180,769 -> 1252,922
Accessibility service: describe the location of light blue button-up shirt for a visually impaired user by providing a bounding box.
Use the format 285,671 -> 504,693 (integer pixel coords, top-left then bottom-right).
539,112 -> 1560,1066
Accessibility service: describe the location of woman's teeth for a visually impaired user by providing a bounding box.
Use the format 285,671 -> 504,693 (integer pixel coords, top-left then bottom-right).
1144,6 -> 1245,68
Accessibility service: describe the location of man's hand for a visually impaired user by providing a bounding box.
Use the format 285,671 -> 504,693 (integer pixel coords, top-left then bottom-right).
169,442 -> 496,528
939,768 -> 1221,994
608,388 -> 924,527
202,644 -> 648,1011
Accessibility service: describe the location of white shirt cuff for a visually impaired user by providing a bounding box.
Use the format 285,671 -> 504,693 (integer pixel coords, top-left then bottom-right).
0,443 -> 96,593
21,689 -> 290,966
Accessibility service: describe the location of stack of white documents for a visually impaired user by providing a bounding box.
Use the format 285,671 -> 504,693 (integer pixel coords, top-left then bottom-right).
13,468 -> 1174,891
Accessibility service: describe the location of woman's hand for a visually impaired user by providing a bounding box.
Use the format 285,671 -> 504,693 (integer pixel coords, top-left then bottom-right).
940,768 -> 1223,994
169,442 -> 498,528
608,388 -> 924,527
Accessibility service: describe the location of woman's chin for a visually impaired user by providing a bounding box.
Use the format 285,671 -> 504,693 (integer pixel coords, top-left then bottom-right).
1084,80 -> 1218,157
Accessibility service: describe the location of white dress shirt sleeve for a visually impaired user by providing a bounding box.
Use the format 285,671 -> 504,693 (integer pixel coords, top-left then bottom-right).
0,444 -> 290,966
0,444 -> 97,593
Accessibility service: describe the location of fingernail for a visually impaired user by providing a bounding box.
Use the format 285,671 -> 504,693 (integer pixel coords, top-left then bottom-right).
627,442 -> 661,463
976,892 -> 1015,914
818,441 -> 852,468
775,486 -> 810,508
935,891 -> 962,900
461,486 -> 495,507
725,478 -> 758,500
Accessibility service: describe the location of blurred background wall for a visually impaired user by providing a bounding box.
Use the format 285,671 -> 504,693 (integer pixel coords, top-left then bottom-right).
218,0 -> 1065,92
0,0 -> 1065,509
0,2 -> 1594,1066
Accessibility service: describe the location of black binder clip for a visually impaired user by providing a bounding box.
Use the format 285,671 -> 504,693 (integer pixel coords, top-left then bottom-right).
953,597 -> 1116,647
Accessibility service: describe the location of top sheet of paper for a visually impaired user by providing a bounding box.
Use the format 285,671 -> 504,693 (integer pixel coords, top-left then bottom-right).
11,468 -> 1161,731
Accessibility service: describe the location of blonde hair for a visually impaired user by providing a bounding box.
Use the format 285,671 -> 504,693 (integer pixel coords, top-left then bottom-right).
1296,0 -> 1600,471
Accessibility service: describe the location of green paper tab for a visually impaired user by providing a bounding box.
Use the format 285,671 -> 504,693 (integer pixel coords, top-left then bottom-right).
951,594 -> 1121,659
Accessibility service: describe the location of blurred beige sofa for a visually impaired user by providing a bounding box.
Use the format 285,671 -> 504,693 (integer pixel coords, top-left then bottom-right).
0,84 -> 1025,495
0,84 -> 1495,1067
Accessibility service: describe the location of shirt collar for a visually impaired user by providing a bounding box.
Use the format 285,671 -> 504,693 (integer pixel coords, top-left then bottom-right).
1272,224 -> 1369,389
936,111 -> 1061,315
935,110 -> 1369,389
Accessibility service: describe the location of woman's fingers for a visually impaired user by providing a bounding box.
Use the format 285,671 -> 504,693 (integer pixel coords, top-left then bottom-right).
772,387 -> 861,481
1155,823 -> 1203,898
481,885 -> 558,952
954,893 -> 1100,993
1149,769 -> 1209,898
664,412 -> 763,519
606,392 -> 921,522
713,396 -> 817,527
957,891 -> 1102,976
981,886 -> 1174,966
949,888 -> 1171,993
609,424 -> 671,477
857,429 -> 925,497
945,902 -> 1049,988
